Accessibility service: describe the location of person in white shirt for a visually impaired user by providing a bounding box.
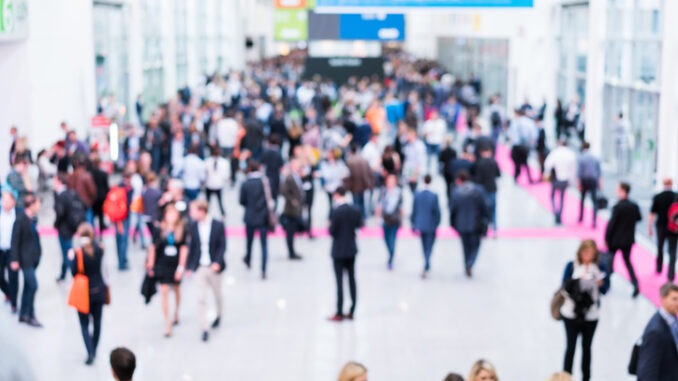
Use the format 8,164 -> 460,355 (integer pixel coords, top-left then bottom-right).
545,139 -> 578,225
204,147 -> 230,218
181,148 -> 205,201
170,130 -> 186,179
402,128 -> 427,193
423,109 -> 447,173
320,150 -> 349,215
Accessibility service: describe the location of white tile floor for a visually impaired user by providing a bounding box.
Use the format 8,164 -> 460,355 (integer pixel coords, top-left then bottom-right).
3,176 -> 656,380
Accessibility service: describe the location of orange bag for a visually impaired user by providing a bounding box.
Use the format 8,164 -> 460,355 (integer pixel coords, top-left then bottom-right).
68,248 -> 90,314
130,196 -> 144,214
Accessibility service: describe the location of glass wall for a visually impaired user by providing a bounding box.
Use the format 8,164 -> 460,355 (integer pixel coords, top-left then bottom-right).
556,4 -> 588,104
93,3 -> 129,119
174,0 -> 189,88
141,0 -> 164,118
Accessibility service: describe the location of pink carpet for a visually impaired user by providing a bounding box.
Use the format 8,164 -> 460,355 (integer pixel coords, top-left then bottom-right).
495,144 -> 664,306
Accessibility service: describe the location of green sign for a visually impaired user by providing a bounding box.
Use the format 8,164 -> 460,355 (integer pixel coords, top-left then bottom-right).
0,0 -> 16,33
274,9 -> 308,41
0,0 -> 27,41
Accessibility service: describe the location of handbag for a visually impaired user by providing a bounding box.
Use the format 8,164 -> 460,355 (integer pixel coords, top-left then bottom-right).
628,339 -> 642,375
550,288 -> 566,321
68,248 -> 90,314
261,176 -> 278,231
595,195 -> 608,210
104,285 -> 111,305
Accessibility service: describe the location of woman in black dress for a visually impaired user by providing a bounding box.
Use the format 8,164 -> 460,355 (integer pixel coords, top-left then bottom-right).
69,223 -> 107,365
146,203 -> 188,337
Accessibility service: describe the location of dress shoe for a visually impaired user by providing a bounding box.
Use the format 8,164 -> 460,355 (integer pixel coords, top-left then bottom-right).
343,314 -> 354,321
632,287 -> 640,299
85,356 -> 94,366
420,271 -> 429,279
11,306 -> 17,314
243,257 -> 251,270
25,318 -> 43,328
465,267 -> 473,278
327,315 -> 343,322
202,331 -> 209,342
387,262 -> 393,271
19,316 -> 29,323
56,277 -> 65,284
211,317 -> 221,329
289,254 -> 303,261
261,273 -> 267,280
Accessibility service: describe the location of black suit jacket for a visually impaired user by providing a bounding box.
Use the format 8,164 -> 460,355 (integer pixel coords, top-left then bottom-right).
90,167 -> 110,207
637,312 -> 678,381
329,203 -> 363,260
239,175 -> 268,227
605,199 -> 642,247
54,190 -> 77,238
10,212 -> 41,269
261,146 -> 283,195
186,219 -> 227,272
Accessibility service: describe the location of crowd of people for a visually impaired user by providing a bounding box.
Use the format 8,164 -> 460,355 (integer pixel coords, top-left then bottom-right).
2,50 -> 677,380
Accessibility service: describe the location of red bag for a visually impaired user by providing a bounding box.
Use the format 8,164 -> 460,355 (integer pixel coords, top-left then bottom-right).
667,200 -> 678,233
68,249 -> 90,314
103,186 -> 129,223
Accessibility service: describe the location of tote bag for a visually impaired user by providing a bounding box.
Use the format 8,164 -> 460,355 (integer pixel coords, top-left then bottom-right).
68,248 -> 90,314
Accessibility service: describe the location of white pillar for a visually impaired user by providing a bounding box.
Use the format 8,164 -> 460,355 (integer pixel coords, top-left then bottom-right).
186,0 -> 200,87
655,0 -> 678,184
162,1 -> 177,99
126,0 -> 144,125
584,0 -> 606,156
205,0 -> 217,75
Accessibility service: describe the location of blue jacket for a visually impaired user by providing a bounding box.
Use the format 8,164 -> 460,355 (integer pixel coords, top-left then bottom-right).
637,312 -> 678,381
450,182 -> 488,234
411,189 -> 441,233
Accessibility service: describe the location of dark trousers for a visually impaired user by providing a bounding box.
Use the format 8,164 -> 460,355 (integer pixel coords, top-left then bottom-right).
353,191 -> 366,219
283,215 -> 302,257
93,205 -> 106,237
205,188 -> 226,217
460,233 -> 482,269
511,145 -> 533,182
185,188 -> 200,201
609,245 -> 639,287
383,224 -> 398,264
245,224 -> 268,274
0,249 -> 17,305
78,302 -> 103,357
420,232 -> 436,271
333,258 -> 356,316
656,226 -> 678,281
19,267 -> 38,319
551,180 -> 568,222
58,236 -> 73,280
563,318 -> 598,381
579,178 -> 598,227
115,218 -> 130,270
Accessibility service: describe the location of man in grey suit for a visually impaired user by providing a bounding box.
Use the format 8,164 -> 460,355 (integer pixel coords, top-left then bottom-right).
411,175 -> 441,279
280,158 -> 304,261
450,170 -> 489,278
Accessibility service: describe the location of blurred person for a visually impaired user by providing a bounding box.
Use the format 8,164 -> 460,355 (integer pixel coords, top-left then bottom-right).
451,170 -> 489,277
439,137 -> 457,202
89,157 -> 110,237
110,347 -> 136,381
536,118 -> 548,178
649,178 -> 677,282
239,160 -> 270,279
443,374 -> 465,381
53,173 -> 86,282
345,144 -> 374,219
488,94 -> 505,144
473,148 -> 500,236
577,142 -> 601,228
126,160 -> 147,249
411,175 -> 441,279
299,151 -> 318,238
280,158 -> 305,261
361,134 -> 381,216
446,149 -> 474,203
66,130 -> 89,157
320,149 -> 349,215
337,361 -> 367,381
508,108 -> 537,184
376,174 -> 402,270
204,146 -> 229,218
146,203 -> 188,337
468,359 -> 499,381
423,109 -> 447,174
170,129 -> 186,178
181,147 -> 205,201
6,157 -> 31,210
261,134 -> 284,207
0,190 -> 18,312
635,282 -> 678,380
402,128 -> 427,193
141,172 -> 162,239
109,171 -> 134,270
544,139 -> 577,225
68,155 -> 97,225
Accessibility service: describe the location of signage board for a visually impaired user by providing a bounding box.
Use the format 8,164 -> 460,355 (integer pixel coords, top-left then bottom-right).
0,0 -> 28,42
338,14 -> 405,41
316,0 -> 533,10
274,9 -> 309,41
303,57 -> 384,83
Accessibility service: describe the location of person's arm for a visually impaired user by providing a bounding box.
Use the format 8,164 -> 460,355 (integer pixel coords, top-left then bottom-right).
433,195 -> 441,227
146,244 -> 156,276
636,329 -> 662,380
9,218 -> 22,270
598,263 -> 611,295
410,195 -> 418,231
239,183 -> 247,207
214,222 -> 227,272
648,212 -> 656,237
176,245 -> 188,282
561,261 -> 574,286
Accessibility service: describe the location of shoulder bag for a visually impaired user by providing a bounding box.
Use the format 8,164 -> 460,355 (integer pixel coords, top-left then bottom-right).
68,248 -> 90,314
550,288 -> 566,321
261,176 -> 278,231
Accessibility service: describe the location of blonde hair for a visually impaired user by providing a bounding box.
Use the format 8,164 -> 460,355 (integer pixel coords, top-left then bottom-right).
547,372 -> 573,381
468,359 -> 498,381
337,361 -> 367,381
576,239 -> 599,265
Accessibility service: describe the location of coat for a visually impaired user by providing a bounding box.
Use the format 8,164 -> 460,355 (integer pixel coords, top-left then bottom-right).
636,312 -> 678,381
280,174 -> 304,218
605,199 -> 641,248
450,182 -> 489,234
411,189 -> 441,234
68,168 -> 97,207
239,174 -> 268,227
186,219 -> 226,272
345,154 -> 374,194
10,212 -> 41,269
329,203 -> 363,259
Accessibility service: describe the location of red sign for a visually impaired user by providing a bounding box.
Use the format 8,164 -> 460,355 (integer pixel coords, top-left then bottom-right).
91,115 -> 111,128
276,0 -> 307,9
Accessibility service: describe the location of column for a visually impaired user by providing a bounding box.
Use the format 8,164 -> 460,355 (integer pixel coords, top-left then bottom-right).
162,1 -> 177,99
584,0 -> 607,156
126,0 -> 144,124
655,0 -> 678,184
186,0 -> 199,87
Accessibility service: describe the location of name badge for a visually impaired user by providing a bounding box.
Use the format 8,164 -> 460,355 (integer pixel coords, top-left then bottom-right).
165,246 -> 178,257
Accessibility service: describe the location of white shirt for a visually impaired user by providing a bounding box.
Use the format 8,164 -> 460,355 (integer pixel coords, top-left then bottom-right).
0,208 -> 16,250
205,157 -> 230,190
403,139 -> 427,180
423,118 -> 447,145
198,218 -> 213,267
182,154 -> 206,189
215,118 -> 239,148
361,141 -> 381,171
544,146 -> 578,184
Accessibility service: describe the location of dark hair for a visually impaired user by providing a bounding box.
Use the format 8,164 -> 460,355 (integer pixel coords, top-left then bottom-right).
349,143 -> 359,154
456,170 -> 471,183
247,160 -> 261,173
210,145 -> 221,157
334,186 -> 347,197
424,174 -> 432,185
660,282 -> 678,298
56,173 -> 69,187
619,182 -> 631,195
581,141 -> 590,150
23,192 -> 37,208
269,133 -> 281,146
443,373 -> 465,381
110,347 -> 136,381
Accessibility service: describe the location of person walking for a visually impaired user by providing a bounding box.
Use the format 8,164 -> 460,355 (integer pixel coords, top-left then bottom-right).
53,173 -> 85,282
411,175 -> 441,278
450,171 -> 489,277
560,239 -> 609,381
10,193 -> 42,327
402,128 -> 427,193
544,139 -> 577,225
141,172 -> 162,239
69,224 -> 107,365
328,187 -> 363,322
376,174 -> 402,270
508,108 -> 537,184
605,182 -> 642,298
635,282 -> 678,381
239,160 -> 270,279
473,147 -> 500,237
0,190 -> 19,313
89,156 -> 110,237
186,200 -> 226,342
261,134 -> 284,207
320,150 -> 349,215
280,159 -> 305,261
146,203 -> 188,337
181,147 -> 205,202
68,155 -> 98,225
649,178 -> 677,282
204,146 -> 229,218
423,109 -> 447,174
6,157 -> 31,210
345,144 -> 374,219
577,142 -> 601,228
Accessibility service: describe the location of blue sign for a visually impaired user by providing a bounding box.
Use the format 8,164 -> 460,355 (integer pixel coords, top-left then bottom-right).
317,0 -> 533,8
339,14 -> 405,41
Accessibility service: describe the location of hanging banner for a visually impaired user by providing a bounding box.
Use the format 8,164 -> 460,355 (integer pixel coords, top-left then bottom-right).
274,9 -> 309,41
316,0 -> 533,11
0,0 -> 28,42
338,14 -> 405,41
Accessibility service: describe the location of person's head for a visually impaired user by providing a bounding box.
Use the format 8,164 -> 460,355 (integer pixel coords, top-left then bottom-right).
52,173 -> 68,192
189,200 -> 209,222
557,138 -> 567,147
659,282 -> 678,315
663,178 -> 673,190
468,359 -> 499,381
145,172 -> 158,187
23,192 -> 41,218
581,142 -> 590,152
547,372 -> 573,381
167,179 -> 184,199
617,182 -> 631,200
443,373 -> 465,381
110,347 -> 136,381
247,160 -> 261,174
13,157 -> 28,174
210,145 -> 221,158
480,148 -> 493,159
74,223 -> 95,254
337,361 -> 367,381
162,202 -> 181,227
121,170 -> 133,187
349,143 -> 359,155
288,158 -> 302,174
576,239 -> 599,265
269,133 -> 281,147
429,109 -> 440,119
10,125 -> 17,136
67,130 -> 77,142
423,174 -> 432,186
407,128 -> 418,142
385,174 -> 398,190
455,170 -> 471,185
1,190 -> 16,212
333,186 -> 347,203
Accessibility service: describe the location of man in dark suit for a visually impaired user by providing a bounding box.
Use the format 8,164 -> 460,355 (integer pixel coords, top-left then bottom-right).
260,134 -> 284,206
411,175 -> 441,278
53,173 -> 80,282
451,170 -> 489,278
605,182 -> 642,298
187,200 -> 226,342
280,158 -> 304,260
239,160 -> 269,279
328,187 -> 363,322
89,156 -> 110,237
649,178 -> 677,282
636,282 -> 678,381
10,193 -> 42,327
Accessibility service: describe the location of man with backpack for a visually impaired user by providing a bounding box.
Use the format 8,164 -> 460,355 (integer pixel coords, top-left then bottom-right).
105,171 -> 133,270
52,174 -> 86,283
649,178 -> 678,282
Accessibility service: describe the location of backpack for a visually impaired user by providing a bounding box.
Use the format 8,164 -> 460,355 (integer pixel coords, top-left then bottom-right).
667,199 -> 678,233
103,186 -> 129,223
490,110 -> 502,128
67,190 -> 87,233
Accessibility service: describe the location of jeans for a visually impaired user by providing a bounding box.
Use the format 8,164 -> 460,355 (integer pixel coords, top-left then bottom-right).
383,224 -> 399,264
78,302 -> 103,357
563,318 -> 598,381
19,267 -> 38,319
551,180 -> 569,222
283,215 -> 303,257
0,249 -> 17,305
131,212 -> 147,248
185,188 -> 200,201
115,218 -> 130,269
206,188 -> 226,217
609,245 -> 639,287
485,192 -> 497,231
245,224 -> 268,274
426,143 -> 441,174
420,232 -> 437,271
655,225 -> 678,281
58,237 -> 73,280
85,209 -> 94,226
333,258 -> 356,316
353,191 -> 366,219
460,233 -> 482,269
579,178 -> 598,227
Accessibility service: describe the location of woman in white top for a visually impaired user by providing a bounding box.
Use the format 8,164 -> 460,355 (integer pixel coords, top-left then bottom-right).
204,146 -> 230,218
319,150 -> 349,216
560,239 -> 609,381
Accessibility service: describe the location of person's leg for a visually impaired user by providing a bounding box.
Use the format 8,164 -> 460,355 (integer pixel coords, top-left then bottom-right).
121,218 -> 130,268
327,192 -> 334,219
557,182 -> 567,221
215,189 -> 226,217
580,320 -> 598,381
78,311 -> 94,357
550,184 -> 557,218
486,192 -> 497,232
383,225 -> 397,266
196,267 -> 210,332
8,266 -> 18,309
590,185 -> 598,228
467,234 -> 481,269
578,185 -> 587,223
284,217 -> 297,258
58,237 -> 73,280
347,258 -> 357,316
259,226 -> 268,276
160,285 -> 171,334
333,260 -> 344,316
20,268 -> 37,319
0,250 -> 8,299
173,284 -> 181,324
621,246 -> 639,291
91,303 -> 103,356
353,192 -> 365,219
656,225 -> 667,273
511,147 -> 521,181
209,270 -> 224,322
461,234 -> 472,269
562,318 -> 579,375
244,225 -> 254,266
667,234 -> 677,282
420,233 -> 432,271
